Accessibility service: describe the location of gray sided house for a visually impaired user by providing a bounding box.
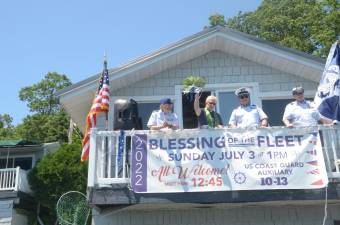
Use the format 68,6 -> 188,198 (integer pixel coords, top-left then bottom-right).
0,141 -> 59,225
57,26 -> 340,225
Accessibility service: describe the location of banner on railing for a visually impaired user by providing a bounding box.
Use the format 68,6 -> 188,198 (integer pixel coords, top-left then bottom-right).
130,127 -> 328,193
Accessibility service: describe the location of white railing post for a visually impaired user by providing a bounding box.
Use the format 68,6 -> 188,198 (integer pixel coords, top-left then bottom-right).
330,127 -> 339,173
88,128 -> 98,187
15,167 -> 20,191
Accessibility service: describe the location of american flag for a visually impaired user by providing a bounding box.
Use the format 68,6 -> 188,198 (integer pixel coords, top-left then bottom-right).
81,60 -> 110,161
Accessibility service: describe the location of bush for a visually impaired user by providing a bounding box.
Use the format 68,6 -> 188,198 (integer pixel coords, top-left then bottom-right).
28,142 -> 87,224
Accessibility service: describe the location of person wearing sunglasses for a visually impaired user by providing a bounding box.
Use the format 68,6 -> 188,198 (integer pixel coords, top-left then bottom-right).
147,98 -> 179,130
194,94 -> 224,128
229,87 -> 268,128
283,87 -> 332,127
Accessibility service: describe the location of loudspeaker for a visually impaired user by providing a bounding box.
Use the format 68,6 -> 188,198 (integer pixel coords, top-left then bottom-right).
113,99 -> 142,130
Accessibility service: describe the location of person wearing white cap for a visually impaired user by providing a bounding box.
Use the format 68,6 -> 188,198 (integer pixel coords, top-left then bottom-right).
147,98 -> 179,130
282,87 -> 332,127
229,87 -> 268,128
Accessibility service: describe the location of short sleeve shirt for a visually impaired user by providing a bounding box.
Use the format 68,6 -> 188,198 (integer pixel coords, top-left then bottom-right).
229,104 -> 268,128
283,100 -> 321,126
147,110 -> 179,128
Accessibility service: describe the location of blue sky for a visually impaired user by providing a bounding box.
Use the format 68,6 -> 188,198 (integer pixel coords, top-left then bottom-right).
0,0 -> 261,125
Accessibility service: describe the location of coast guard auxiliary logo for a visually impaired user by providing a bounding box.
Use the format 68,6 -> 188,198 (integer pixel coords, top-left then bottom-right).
233,172 -> 246,184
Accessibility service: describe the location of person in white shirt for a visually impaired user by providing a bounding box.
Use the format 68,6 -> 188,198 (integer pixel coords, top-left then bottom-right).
147,98 -> 179,130
283,86 -> 332,127
229,87 -> 268,128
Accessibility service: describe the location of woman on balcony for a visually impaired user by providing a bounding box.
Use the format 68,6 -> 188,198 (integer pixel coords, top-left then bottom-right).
147,98 -> 179,130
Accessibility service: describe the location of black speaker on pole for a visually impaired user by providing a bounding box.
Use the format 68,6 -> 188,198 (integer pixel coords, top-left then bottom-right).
113,99 -> 142,130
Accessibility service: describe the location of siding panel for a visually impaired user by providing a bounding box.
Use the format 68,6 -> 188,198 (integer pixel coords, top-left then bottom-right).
112,50 -> 317,97
0,200 -> 12,225
93,205 -> 338,225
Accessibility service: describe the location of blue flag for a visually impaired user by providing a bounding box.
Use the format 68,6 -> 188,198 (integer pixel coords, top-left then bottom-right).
314,42 -> 340,122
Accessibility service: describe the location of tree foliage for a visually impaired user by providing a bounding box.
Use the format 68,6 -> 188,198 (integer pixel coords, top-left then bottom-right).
0,114 -> 19,140
208,13 -> 226,27
19,72 -> 71,114
227,0 -> 340,57
0,114 -> 13,128
28,142 -> 87,223
15,72 -> 72,143
15,110 -> 70,143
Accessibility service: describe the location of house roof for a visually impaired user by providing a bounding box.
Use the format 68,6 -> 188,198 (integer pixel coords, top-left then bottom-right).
0,140 -> 40,148
56,26 -> 326,130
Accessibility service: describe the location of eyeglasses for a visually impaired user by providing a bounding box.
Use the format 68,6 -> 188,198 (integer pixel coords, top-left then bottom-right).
293,92 -> 304,96
239,94 -> 249,99
207,102 -> 216,105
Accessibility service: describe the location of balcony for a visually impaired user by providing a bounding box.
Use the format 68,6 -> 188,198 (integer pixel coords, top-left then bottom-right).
0,167 -> 31,194
87,126 -> 340,209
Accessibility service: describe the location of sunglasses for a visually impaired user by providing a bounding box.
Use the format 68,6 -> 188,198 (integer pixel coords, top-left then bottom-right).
293,92 -> 304,96
239,94 -> 249,99
207,102 -> 216,105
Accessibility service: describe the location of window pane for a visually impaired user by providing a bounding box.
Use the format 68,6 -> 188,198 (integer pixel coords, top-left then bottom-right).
14,157 -> 32,170
262,98 -> 313,126
218,92 -> 240,126
262,99 -> 291,126
138,103 -> 160,129
182,91 -> 211,129
0,158 -> 14,169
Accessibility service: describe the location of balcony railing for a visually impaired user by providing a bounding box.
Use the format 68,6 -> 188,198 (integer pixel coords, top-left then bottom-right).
0,167 -> 32,193
87,126 -> 340,188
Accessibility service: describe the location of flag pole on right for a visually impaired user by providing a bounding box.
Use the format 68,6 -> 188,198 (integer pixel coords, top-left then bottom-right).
314,42 -> 340,123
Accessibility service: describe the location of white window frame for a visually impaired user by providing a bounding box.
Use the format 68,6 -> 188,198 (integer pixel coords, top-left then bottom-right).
175,82 -> 261,128
108,95 -> 177,130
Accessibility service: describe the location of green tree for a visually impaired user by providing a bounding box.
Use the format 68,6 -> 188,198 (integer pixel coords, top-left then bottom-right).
28,142 -> 87,224
209,13 -> 226,27
19,72 -> 71,114
0,114 -> 19,140
0,114 -> 13,128
227,0 -> 340,57
15,110 -> 70,143
17,72 -> 72,143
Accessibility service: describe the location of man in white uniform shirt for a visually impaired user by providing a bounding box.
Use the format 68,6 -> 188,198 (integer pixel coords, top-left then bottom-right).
147,98 -> 179,130
283,87 -> 332,127
229,87 -> 268,128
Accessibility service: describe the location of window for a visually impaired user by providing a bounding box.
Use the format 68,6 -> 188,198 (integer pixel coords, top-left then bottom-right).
262,98 -> 313,126
14,157 -> 33,170
0,158 -> 14,169
0,157 -> 33,170
179,83 -> 260,128
217,91 -> 240,126
262,99 -> 292,126
138,102 -> 160,129
182,91 -> 213,129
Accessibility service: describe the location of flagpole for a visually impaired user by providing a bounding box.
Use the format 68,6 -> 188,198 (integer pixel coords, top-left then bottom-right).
103,53 -> 109,131
103,53 -> 109,178
81,52 -> 110,162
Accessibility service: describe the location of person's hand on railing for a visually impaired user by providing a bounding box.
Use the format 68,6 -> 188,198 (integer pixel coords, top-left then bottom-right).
286,123 -> 294,128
